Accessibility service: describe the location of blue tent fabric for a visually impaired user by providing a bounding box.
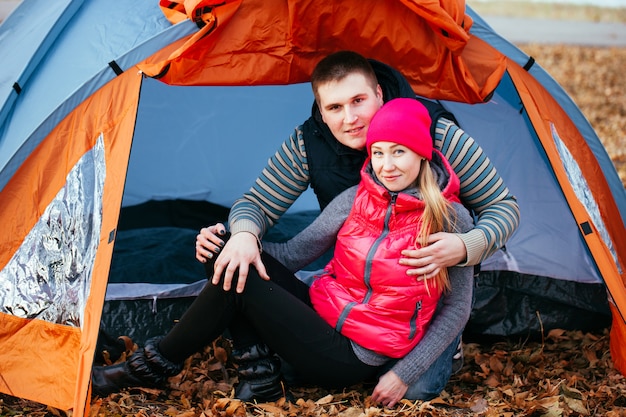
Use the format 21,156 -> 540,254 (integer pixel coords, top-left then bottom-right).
0,0 -> 196,191
0,0 -> 80,130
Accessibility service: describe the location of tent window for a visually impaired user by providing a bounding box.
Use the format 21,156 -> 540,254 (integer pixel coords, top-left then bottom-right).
0,135 -> 105,326
551,123 -> 620,273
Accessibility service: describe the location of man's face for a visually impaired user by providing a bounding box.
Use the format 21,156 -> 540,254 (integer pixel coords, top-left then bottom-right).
317,73 -> 384,150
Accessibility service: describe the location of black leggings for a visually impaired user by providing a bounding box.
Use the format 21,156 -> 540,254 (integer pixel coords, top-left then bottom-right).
158,253 -> 379,388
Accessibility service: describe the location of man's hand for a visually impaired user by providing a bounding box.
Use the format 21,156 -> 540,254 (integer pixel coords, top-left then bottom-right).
400,232 -> 466,279
195,224 -> 269,293
370,370 -> 408,408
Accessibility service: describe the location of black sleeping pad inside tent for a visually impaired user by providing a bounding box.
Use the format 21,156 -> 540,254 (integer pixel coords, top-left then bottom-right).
469,271 -> 611,341
116,199 -> 231,232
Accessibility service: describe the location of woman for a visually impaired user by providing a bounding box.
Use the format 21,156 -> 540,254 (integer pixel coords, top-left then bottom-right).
92,98 -> 474,407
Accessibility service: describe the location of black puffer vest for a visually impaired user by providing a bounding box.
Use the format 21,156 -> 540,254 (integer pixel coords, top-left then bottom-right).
303,60 -> 458,210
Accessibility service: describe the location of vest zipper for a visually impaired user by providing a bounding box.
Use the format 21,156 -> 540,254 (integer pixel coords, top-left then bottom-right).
335,192 -> 397,332
409,300 -> 422,339
363,192 -> 396,303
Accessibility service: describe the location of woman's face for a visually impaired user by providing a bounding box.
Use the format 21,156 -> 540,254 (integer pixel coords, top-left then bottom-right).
370,142 -> 423,192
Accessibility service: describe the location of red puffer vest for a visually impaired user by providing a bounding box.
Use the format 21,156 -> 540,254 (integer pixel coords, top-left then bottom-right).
309,150 -> 461,358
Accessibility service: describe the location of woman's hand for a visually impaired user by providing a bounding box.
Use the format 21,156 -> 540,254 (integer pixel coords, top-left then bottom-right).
400,232 -> 466,279
371,370 -> 408,408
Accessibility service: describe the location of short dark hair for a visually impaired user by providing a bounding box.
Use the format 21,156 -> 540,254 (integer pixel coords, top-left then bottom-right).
310,51 -> 378,103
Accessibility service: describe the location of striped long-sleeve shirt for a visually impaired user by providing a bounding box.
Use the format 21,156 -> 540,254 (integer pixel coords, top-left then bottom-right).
229,117 -> 520,266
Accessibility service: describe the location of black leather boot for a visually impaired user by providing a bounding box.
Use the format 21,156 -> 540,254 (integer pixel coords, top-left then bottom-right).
91,337 -> 183,397
232,343 -> 287,402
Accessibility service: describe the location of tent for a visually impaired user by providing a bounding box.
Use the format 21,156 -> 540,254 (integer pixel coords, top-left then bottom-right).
0,0 -> 624,415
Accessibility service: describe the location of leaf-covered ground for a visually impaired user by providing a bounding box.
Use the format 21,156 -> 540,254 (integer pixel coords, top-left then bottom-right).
2,37 -> 626,417
84,329 -> 626,416
2,328 -> 625,416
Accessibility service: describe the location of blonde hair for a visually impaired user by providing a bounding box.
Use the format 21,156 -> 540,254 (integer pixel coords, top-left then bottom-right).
415,160 -> 456,294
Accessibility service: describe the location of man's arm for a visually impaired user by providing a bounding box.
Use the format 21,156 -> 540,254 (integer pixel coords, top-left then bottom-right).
228,126 -> 311,238
435,118 -> 521,265
263,186 -> 356,272
208,126 -> 311,292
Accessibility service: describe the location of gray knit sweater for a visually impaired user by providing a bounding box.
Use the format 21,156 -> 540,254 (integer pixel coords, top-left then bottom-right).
262,163 -> 475,388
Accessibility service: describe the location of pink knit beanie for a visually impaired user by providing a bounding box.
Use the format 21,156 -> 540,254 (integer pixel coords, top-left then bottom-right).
366,98 -> 433,160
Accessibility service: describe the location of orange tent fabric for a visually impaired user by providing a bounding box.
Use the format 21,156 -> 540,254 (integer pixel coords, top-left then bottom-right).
140,0 -> 507,104
0,69 -> 142,414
